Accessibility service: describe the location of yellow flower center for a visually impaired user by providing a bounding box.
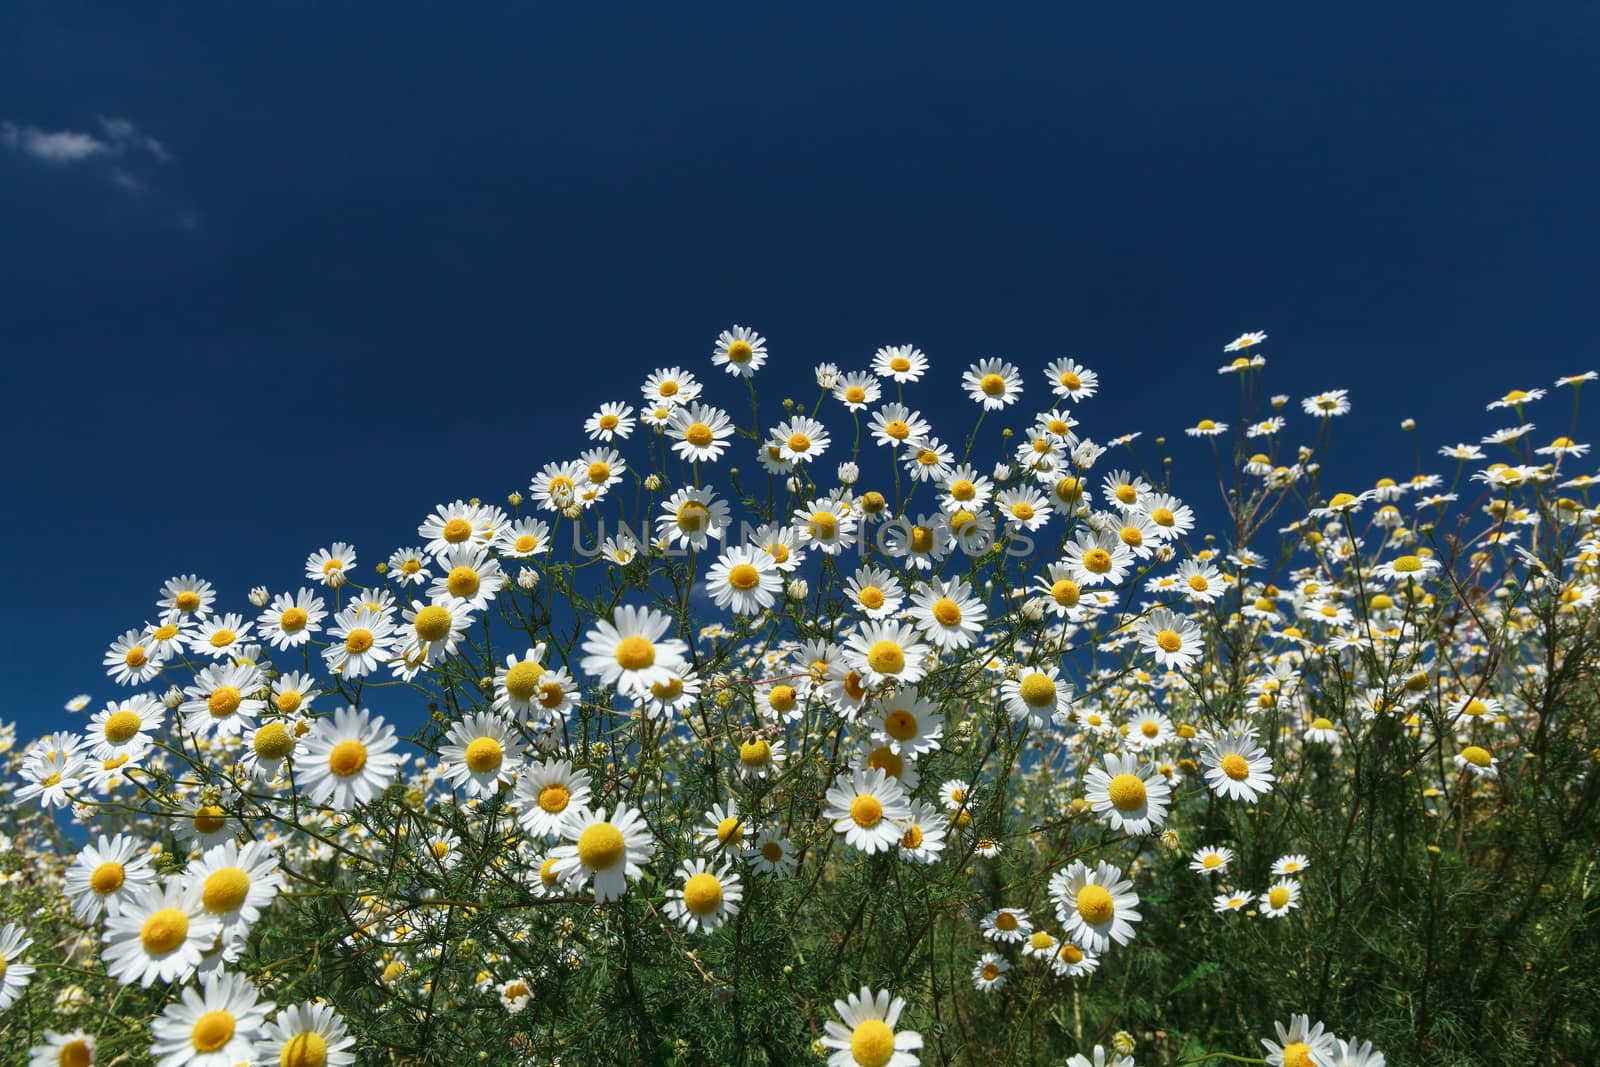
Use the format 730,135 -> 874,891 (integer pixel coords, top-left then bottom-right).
328,739 -> 368,778
901,825 -> 923,848
768,685 -> 797,711
124,645 -> 147,667
1141,721 -> 1160,738
716,816 -> 744,845
909,526 -> 934,553
140,907 -> 191,954
850,794 -> 884,828
447,566 -> 480,598
1202,854 -> 1222,869
857,586 -> 885,610
979,372 -> 1007,396
280,1029 -> 329,1067
1461,745 -> 1492,768
533,783 -> 572,814
867,640 -> 905,675
726,339 -> 753,363
175,590 -> 202,612
587,461 -> 612,484
614,635 -> 656,671
845,386 -> 868,404
413,605 -> 453,642
682,872 -> 724,915
995,912 -> 1018,930
190,1010 -> 236,1053
915,448 -> 940,466
727,563 -> 761,590
1076,885 -> 1114,925
843,671 -> 868,701
1058,943 -> 1084,964
1019,672 -> 1057,708
253,723 -> 295,761
883,709 -> 919,741
343,629 -> 374,654
202,867 -> 251,914
153,623 -> 180,641
276,690 -> 303,714
279,606 -> 309,633
208,686 -> 242,718
808,510 -> 838,540
576,821 -> 626,870
685,422 -> 714,447
1115,484 -> 1138,505
1011,502 -> 1036,521
538,681 -> 567,708
103,710 -> 144,743
786,432 -> 812,453
1268,886 -> 1291,909
1108,773 -> 1147,811
850,1019 -> 896,1067
504,661 -> 545,701
932,598 -> 963,626
761,841 -> 785,862
1281,1042 -> 1315,1067
1156,630 -> 1183,653
1083,548 -> 1113,574
1392,554 -> 1423,573
1220,753 -> 1251,780
1050,578 -> 1081,606
885,419 -> 911,439
739,739 -> 772,766
58,1040 -> 92,1067
443,517 -> 474,543
1150,507 -> 1175,526
208,629 -> 237,648
866,747 -> 903,779
1059,370 -> 1082,390
1120,525 -> 1143,547
1188,574 -> 1210,592
539,857 -> 561,886
950,509 -> 978,533
90,860 -> 126,895
890,355 -> 912,372
465,737 -> 504,774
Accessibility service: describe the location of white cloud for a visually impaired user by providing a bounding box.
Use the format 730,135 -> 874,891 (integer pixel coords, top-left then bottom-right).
1,115 -> 169,166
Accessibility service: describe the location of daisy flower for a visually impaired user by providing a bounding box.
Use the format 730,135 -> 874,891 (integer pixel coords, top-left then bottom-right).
530,460 -> 585,511
658,487 -> 731,551
306,542 -> 356,587
1214,890 -> 1251,913
1454,744 -> 1499,779
873,344 -> 928,382
493,645 -> 550,718
298,706 -> 404,810
1001,665 -> 1072,729
1326,1037 -> 1387,1067
821,987 -> 922,1067
1273,854 -> 1311,877
86,695 -> 164,760
549,805 -> 657,903
188,612 -> 254,660
1190,846 -> 1234,877
1224,330 -> 1268,352
185,840 -> 283,935
771,414 -> 830,463
438,713 -> 524,797
843,620 -> 931,687
833,371 -> 882,411
664,858 -> 744,933
706,545 -> 783,615
972,952 -> 1010,993
734,733 -> 785,779
427,543 -> 505,611
580,604 -> 689,699
965,358 -> 1022,409
980,907 -> 1033,944
385,546 -> 431,586
793,496 -> 859,555
1066,1048 -> 1134,1067
27,1032 -> 96,1067
872,690 -> 943,757
103,628 -> 166,685
1045,357 -> 1099,402
896,801 -> 948,864
1083,753 -> 1171,835
102,881 -> 221,987
1261,1015 -> 1337,1067
868,402 -> 930,448
996,485 -> 1052,531
845,565 -> 905,619
321,605 -> 398,680
498,516 -> 552,557
1201,725 -> 1276,802
257,588 -> 326,650
747,830 -> 799,877
824,768 -> 913,855
669,402 -> 736,462
1049,859 -> 1142,953
908,577 -> 987,652
150,971 -> 274,1067
65,833 -> 156,922
1260,879 -> 1301,918
712,325 -> 767,377
585,400 -> 636,441
259,1002 -> 356,1067
903,436 -> 955,482
642,366 -> 703,408
513,758 -> 593,840
1140,609 -> 1204,669
0,924 -> 35,1009
1062,532 -> 1136,587
1302,390 -> 1352,418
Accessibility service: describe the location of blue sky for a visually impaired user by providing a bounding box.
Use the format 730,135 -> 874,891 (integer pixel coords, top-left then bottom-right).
3,3 -> 1597,739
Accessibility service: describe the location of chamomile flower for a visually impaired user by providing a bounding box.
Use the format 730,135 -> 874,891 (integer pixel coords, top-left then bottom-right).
747,830 -> 799,876
159,574 -> 216,619
104,628 -> 167,685
843,620 -> 931,687
513,758 -> 593,840
1063,532 -> 1136,587
1326,1037 -> 1387,1067
1001,664 -> 1072,728
1083,753 -> 1171,835
833,372 -> 882,411
873,344 -> 928,382
549,805 -> 657,903
665,858 -> 744,933
821,987 -> 922,1067
712,325 -> 768,377
895,801 -> 948,864
259,1002 -> 356,1067
255,588 -> 326,650
439,713 -> 524,797
706,545 -> 783,615
1303,390 -> 1352,418
793,496 -> 859,555
1454,744 -> 1500,779
298,706 -> 404,811
306,543 -> 356,587
824,768 -> 913,855
1140,609 -> 1204,669
1190,846 -> 1234,877
65,833 -> 156,921
581,604 -> 689,699
903,436 -> 955,482
1261,1015 -> 1337,1067
971,952 -> 1010,993
1045,357 -> 1099,401
981,907 -> 1033,944
965,358 -> 1022,409
498,516 -> 552,558
86,695 -> 164,760
180,662 -> 265,739
188,613 -> 254,660
102,881 -> 221,987
185,840 -> 283,935
908,577 -> 987,651
1201,725 -> 1276,802
1049,860 -> 1142,953
0,924 -> 35,1009
669,402 -> 736,462
996,485 -> 1053,531
1260,879 -> 1301,918
1066,1047 -> 1133,1067
868,402 -> 930,448
399,597 -> 473,667
658,487 -> 731,551
771,415 -> 830,463
27,1031 -> 97,1067
734,733 -> 785,779
642,366 -> 703,408
149,971 -> 274,1067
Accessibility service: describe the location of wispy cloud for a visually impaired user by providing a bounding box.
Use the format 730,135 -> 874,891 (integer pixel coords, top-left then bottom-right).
2,116 -> 170,168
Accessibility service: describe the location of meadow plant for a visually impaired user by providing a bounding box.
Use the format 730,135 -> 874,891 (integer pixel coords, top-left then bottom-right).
4,333 -> 1599,1065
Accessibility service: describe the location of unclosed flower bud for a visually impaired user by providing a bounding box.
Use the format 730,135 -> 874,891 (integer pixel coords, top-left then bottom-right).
1113,1031 -> 1136,1056
517,567 -> 539,590
248,586 -> 269,608
837,461 -> 859,486
644,474 -> 662,491
786,578 -> 809,601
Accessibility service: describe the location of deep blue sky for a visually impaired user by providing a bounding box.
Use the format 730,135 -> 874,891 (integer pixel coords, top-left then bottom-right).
3,3 -> 1597,740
